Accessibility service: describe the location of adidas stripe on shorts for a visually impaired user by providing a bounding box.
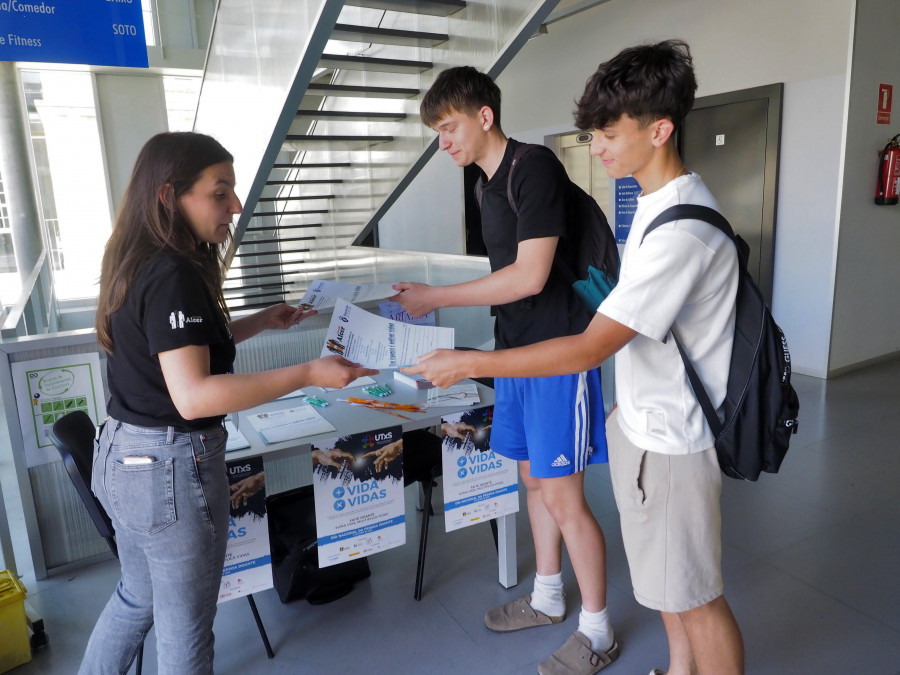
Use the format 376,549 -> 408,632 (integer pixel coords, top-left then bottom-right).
490,370 -> 608,478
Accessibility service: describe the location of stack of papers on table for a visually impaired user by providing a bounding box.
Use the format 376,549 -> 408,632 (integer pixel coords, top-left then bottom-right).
224,418 -> 250,452
426,383 -> 480,407
246,405 -> 336,444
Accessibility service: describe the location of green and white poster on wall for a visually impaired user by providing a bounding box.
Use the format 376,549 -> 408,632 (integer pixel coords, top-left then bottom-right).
12,353 -> 106,467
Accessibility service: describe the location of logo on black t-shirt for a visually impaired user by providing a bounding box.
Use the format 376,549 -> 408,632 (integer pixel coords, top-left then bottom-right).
169,311 -> 203,329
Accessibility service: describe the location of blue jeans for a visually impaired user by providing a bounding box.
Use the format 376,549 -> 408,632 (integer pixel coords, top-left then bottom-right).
80,419 -> 229,675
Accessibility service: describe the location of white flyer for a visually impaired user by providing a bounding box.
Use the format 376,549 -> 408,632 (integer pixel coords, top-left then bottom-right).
311,425 -> 406,568
321,299 -> 454,368
441,407 -> 519,533
427,383 -> 480,407
245,405 -> 335,444
11,353 -> 107,467
299,279 -> 397,311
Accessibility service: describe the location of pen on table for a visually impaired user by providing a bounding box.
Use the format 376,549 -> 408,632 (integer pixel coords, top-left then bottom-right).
343,397 -> 424,412
345,402 -> 413,420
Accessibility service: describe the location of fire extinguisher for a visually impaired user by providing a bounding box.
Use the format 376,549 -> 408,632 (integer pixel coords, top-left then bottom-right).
875,133 -> 900,205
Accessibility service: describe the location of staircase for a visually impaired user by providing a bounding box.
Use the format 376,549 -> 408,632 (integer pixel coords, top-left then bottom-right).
194,0 -> 559,312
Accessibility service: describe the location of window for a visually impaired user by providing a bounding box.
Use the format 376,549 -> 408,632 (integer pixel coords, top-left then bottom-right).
163,75 -> 201,132
22,70 -> 112,301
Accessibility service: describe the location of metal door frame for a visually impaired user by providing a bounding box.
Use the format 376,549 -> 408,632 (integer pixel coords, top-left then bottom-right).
679,83 -> 783,303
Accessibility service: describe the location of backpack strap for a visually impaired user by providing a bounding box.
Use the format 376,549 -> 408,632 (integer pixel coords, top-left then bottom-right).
640,203 -> 736,438
473,142 -> 540,211
642,204 -> 735,243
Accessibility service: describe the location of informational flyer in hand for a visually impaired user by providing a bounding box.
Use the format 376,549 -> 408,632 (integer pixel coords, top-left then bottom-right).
441,407 -> 519,533
298,279 -> 397,311
311,425 -> 406,568
11,353 -> 107,467
218,456 -> 273,603
378,300 -> 436,326
321,299 -> 454,368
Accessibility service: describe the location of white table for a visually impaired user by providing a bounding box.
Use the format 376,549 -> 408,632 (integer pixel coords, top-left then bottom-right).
229,373 -> 517,589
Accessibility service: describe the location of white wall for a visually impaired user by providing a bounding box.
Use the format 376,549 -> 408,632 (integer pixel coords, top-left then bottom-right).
828,0 -> 900,371
377,152 -> 466,254
385,0 -> 856,377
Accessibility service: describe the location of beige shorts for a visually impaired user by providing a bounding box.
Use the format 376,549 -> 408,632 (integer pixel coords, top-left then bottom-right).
606,408 -> 723,613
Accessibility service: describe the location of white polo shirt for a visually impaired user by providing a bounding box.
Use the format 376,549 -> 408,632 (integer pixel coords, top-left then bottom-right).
598,173 -> 738,454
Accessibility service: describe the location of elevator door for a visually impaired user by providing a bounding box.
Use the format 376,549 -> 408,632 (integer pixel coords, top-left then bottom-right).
679,84 -> 782,304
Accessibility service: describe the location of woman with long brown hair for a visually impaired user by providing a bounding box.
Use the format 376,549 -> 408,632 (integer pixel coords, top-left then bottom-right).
83,131 -> 375,674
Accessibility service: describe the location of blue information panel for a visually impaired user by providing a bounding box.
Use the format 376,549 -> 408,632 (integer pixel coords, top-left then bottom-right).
0,0 -> 148,67
614,177 -> 641,244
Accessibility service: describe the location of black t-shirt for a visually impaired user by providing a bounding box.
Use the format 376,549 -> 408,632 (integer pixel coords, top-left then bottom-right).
106,253 -> 236,430
479,139 -> 592,348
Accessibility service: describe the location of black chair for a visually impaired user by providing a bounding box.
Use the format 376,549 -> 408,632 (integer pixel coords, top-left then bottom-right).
49,411 -> 275,672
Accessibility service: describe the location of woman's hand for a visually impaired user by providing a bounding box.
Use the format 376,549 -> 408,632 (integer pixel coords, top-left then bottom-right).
260,303 -> 317,330
306,356 -> 378,389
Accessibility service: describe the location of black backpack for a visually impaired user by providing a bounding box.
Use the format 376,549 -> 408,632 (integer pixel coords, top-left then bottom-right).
475,143 -> 620,310
266,485 -> 371,604
642,204 -> 800,481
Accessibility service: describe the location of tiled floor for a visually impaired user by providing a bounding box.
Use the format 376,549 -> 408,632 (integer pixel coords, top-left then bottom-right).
7,360 -> 900,674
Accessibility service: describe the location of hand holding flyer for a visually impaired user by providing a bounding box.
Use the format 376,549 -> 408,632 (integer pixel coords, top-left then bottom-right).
299,279 -> 397,311
320,299 -> 454,368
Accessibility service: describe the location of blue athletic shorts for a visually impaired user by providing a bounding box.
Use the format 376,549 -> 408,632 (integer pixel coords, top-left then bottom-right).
490,369 -> 608,478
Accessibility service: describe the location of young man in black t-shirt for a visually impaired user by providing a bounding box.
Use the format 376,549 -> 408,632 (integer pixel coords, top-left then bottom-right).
391,67 -> 618,674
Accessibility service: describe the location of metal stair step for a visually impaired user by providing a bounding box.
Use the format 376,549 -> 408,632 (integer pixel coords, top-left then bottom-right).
228,262 -> 309,274
272,162 -> 352,169
224,282 -> 291,294
306,83 -> 418,99
255,192 -> 334,201
331,23 -> 448,48
246,224 -> 324,232
295,110 -> 408,122
238,235 -> 318,246
253,212 -> 328,219
265,179 -> 344,186
345,0 -> 466,17
284,135 -> 394,151
318,53 -> 432,74
233,250 -> 310,259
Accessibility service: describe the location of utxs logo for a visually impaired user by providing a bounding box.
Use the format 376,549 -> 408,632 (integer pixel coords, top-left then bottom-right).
363,431 -> 393,448
229,464 -> 252,476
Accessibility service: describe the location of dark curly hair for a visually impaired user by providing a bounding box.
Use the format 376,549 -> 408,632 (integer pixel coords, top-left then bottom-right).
574,40 -> 697,132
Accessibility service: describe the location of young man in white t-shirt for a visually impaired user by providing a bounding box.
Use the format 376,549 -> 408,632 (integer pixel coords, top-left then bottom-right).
404,41 -> 745,675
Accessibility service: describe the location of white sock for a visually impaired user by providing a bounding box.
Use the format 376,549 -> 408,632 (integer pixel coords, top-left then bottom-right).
578,606 -> 614,654
529,572 -> 565,617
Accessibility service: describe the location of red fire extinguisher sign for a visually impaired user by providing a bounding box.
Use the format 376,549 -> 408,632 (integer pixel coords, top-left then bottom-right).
877,84 -> 892,124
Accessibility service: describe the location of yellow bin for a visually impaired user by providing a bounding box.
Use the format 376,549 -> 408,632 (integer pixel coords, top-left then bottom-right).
0,570 -> 31,673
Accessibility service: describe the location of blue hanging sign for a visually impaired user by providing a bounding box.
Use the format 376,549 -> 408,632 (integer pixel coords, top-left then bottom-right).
614,177 -> 641,243
0,0 -> 148,68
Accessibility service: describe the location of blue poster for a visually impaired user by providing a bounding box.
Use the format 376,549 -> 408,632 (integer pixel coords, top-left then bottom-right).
0,0 -> 148,67
614,177 -> 641,243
